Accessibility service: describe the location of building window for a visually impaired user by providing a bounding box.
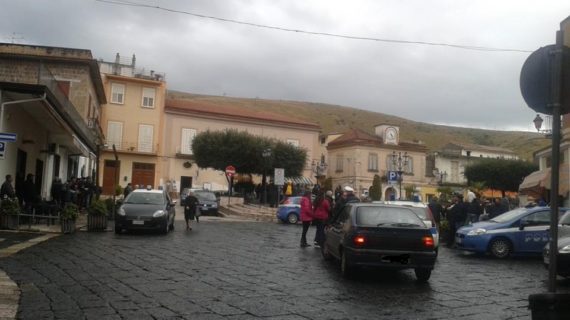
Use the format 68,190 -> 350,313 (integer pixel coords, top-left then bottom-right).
138,124 -> 154,152
106,121 -> 123,149
142,87 -> 156,108
405,157 -> 414,174
368,153 -> 378,171
111,83 -> 125,104
336,154 -> 344,172
286,139 -> 300,147
181,128 -> 197,155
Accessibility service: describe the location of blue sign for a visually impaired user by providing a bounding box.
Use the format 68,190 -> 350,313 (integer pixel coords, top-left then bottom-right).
387,171 -> 401,183
0,133 -> 16,142
0,141 -> 5,159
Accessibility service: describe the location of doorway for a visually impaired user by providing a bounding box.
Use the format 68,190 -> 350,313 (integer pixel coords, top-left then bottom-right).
180,176 -> 192,194
102,160 -> 120,195
35,159 -> 44,196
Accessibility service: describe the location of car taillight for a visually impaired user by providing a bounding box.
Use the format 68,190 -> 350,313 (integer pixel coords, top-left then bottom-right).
353,235 -> 366,246
423,236 -> 434,248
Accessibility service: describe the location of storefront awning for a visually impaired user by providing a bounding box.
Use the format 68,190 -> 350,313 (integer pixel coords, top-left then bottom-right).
286,176 -> 314,185
519,167 -> 570,197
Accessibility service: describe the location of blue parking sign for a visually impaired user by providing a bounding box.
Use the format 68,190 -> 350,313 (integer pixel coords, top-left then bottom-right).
387,171 -> 400,183
0,142 -> 5,160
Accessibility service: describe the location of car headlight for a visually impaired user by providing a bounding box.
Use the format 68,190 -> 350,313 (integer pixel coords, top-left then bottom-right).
560,245 -> 570,254
153,210 -> 165,218
467,228 -> 487,236
118,207 -> 126,216
212,203 -> 218,208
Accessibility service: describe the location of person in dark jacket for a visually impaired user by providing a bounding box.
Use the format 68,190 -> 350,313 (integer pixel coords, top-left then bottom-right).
428,197 -> 443,226
467,196 -> 483,223
447,194 -> 467,246
50,177 -> 64,208
123,183 -> 133,198
329,186 -> 360,223
184,192 -> 199,230
0,175 -> 15,199
23,174 -> 36,213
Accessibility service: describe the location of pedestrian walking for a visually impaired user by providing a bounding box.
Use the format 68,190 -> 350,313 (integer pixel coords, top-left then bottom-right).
428,196 -> 443,227
0,174 -> 15,199
299,191 -> 313,247
184,191 -> 199,230
312,190 -> 331,246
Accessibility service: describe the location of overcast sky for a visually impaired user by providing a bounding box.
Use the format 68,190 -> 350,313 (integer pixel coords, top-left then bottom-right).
1,0 -> 569,131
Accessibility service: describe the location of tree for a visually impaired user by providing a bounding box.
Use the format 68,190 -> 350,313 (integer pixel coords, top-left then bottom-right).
464,158 -> 537,197
192,129 -> 308,177
369,174 -> 382,201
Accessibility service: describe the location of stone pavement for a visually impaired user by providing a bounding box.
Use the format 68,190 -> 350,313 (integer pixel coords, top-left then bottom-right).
0,217 -> 569,319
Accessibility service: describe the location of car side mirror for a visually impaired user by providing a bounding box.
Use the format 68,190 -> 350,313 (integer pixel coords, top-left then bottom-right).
171,200 -> 177,206
519,221 -> 529,230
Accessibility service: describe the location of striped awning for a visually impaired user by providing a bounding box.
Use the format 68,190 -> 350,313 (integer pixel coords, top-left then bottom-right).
286,176 -> 314,185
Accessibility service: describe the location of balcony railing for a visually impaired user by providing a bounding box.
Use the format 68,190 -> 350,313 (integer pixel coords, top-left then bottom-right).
104,141 -> 158,154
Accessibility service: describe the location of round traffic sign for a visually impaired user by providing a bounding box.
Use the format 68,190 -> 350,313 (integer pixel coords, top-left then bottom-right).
225,165 -> 236,177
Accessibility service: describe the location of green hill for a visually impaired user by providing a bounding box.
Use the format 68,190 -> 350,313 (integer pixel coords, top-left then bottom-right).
167,91 -> 549,161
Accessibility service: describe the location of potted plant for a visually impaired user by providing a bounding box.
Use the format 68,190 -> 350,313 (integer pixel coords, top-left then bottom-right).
87,199 -> 108,231
60,203 -> 78,234
0,198 -> 20,230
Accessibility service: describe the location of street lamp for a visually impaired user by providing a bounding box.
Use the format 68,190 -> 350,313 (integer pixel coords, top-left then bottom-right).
391,151 -> 409,200
433,169 -> 447,185
262,148 -> 272,205
312,157 -> 328,184
533,114 -> 552,134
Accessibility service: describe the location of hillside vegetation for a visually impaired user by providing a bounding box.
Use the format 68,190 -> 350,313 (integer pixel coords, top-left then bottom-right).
168,91 -> 549,161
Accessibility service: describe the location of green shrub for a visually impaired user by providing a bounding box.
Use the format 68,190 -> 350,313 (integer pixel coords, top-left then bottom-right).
60,203 -> 79,220
88,199 -> 108,216
0,198 -> 20,215
104,198 -> 115,212
114,185 -> 123,197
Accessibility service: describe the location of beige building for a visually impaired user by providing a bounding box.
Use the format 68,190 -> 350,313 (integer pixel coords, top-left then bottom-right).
326,125 -> 434,200
0,43 -> 105,199
162,99 -> 320,193
98,54 -> 167,194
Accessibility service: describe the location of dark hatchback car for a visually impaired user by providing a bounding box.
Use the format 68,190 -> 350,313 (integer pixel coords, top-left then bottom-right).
195,191 -> 219,216
543,211 -> 570,277
322,203 -> 437,281
115,189 -> 176,234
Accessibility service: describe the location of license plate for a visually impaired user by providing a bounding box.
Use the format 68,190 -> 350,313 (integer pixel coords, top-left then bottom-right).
132,220 -> 144,225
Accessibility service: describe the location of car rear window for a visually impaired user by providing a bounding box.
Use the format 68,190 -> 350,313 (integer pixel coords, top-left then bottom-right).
356,206 -> 424,227
125,192 -> 165,205
195,192 -> 217,201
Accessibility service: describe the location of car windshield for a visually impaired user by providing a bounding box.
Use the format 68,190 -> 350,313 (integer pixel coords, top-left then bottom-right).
490,207 -> 529,223
356,206 -> 424,227
124,192 -> 165,205
195,192 -> 217,201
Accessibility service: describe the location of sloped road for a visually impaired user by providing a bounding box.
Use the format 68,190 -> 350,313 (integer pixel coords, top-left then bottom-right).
1,217 -> 569,320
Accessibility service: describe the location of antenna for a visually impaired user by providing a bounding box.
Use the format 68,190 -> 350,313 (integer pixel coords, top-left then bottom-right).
10,32 -> 24,44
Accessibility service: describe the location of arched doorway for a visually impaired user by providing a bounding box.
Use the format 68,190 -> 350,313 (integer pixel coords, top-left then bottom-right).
384,186 -> 397,201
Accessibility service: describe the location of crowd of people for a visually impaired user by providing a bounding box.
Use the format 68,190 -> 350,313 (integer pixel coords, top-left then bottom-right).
1,173 -> 101,214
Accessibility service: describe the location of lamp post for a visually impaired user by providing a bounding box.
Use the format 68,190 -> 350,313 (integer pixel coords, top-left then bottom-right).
262,148 -> 272,205
391,151 -> 409,200
312,157 -> 328,185
533,114 -> 553,135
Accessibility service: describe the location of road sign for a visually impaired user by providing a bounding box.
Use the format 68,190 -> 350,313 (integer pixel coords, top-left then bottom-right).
225,165 -> 236,177
0,133 -> 16,142
0,142 -> 5,159
387,171 -> 400,184
274,168 -> 285,185
520,45 -> 570,115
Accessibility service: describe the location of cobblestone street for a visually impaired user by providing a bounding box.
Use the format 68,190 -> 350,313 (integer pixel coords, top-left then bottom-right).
1,213 -> 569,320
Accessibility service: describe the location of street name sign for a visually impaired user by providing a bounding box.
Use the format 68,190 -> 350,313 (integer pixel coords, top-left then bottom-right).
0,133 -> 16,142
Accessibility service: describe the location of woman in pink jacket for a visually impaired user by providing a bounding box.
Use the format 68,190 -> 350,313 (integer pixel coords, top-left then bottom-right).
299,191 -> 313,247
312,190 -> 331,246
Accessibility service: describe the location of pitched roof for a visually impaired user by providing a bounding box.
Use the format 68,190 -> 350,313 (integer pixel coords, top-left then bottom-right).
165,99 -> 320,130
326,128 -> 428,152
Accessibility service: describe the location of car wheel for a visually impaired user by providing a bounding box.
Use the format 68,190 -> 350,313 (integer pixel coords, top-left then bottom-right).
340,250 -> 354,278
321,241 -> 333,261
415,268 -> 432,282
287,213 -> 298,224
489,238 -> 512,259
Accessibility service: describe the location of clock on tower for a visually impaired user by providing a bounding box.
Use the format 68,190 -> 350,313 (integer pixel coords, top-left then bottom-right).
385,127 -> 398,145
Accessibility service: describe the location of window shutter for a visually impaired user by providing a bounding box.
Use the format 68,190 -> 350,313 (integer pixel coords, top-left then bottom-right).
181,128 -> 196,154
142,87 -> 156,108
107,121 -> 123,149
138,124 -> 154,152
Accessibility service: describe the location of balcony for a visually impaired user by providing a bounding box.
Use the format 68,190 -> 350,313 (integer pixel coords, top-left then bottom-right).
104,141 -> 158,155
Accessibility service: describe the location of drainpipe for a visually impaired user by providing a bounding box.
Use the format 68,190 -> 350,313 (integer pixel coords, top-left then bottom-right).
0,92 -> 47,132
